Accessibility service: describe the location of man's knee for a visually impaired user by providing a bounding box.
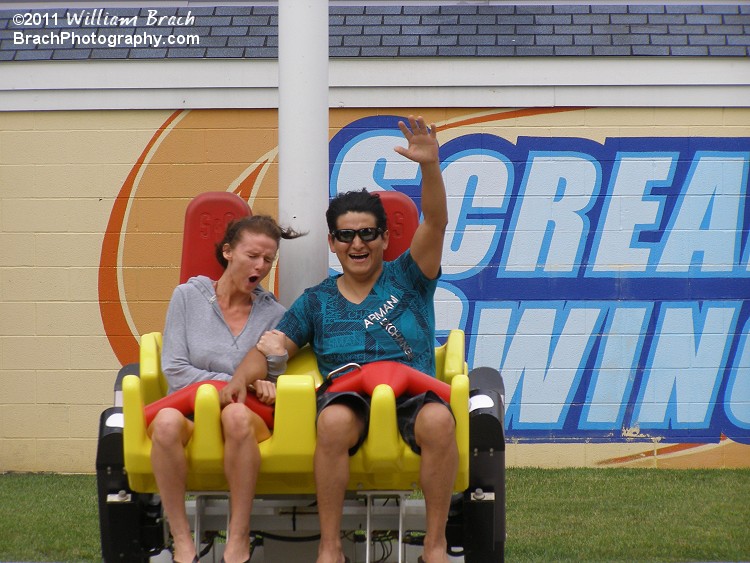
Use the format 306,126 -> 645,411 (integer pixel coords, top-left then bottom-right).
316,404 -> 362,450
415,403 -> 455,448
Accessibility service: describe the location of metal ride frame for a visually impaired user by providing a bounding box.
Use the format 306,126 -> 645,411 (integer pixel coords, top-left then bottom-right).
95,192 -> 506,562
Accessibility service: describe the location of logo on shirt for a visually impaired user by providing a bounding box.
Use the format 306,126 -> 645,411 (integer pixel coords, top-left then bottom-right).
363,294 -> 399,328
364,294 -> 414,360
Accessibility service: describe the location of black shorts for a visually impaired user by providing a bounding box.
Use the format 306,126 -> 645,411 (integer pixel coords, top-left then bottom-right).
316,390 -> 452,455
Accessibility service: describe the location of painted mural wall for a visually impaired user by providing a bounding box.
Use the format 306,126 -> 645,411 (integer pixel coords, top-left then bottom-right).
0,107 -> 748,472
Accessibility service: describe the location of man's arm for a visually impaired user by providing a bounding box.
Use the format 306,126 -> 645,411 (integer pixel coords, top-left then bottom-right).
219,347 -> 268,406
394,115 -> 447,279
219,333 -> 299,406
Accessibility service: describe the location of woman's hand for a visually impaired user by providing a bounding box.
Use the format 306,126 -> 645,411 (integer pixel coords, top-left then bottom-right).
256,329 -> 287,357
219,376 -> 247,406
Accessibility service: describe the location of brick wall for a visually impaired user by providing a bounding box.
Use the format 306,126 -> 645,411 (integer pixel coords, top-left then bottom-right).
1,106 -> 748,471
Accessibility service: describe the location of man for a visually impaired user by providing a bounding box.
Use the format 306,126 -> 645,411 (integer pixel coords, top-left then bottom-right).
221,115 -> 455,563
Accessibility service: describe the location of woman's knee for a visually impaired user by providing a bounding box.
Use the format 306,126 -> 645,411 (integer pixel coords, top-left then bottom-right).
221,403 -> 255,440
149,408 -> 190,446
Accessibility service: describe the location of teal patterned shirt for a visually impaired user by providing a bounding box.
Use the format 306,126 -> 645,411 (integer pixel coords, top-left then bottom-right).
277,250 -> 438,377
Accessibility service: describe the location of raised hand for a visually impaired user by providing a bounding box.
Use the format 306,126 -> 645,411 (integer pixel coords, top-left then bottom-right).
394,115 -> 439,165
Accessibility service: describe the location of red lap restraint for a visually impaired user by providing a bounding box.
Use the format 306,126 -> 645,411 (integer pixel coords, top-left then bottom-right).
144,380 -> 275,429
321,361 -> 451,402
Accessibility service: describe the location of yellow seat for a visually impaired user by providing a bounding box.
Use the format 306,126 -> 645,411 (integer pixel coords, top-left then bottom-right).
123,329 -> 469,494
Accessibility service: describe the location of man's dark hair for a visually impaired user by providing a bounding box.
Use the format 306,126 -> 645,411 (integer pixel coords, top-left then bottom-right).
326,189 -> 388,233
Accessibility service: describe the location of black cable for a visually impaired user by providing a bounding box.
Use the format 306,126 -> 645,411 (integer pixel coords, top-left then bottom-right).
255,531 -> 321,543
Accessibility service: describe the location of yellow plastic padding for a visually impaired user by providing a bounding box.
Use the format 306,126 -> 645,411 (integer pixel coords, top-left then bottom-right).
349,330 -> 469,492
123,329 -> 469,494
138,332 -> 167,406
122,373 -> 155,492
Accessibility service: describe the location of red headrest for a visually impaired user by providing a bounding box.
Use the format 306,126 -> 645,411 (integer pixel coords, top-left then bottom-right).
376,191 -> 420,262
180,192 -> 252,284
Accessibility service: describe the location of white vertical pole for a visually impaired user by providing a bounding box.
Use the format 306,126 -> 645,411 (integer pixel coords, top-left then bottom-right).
277,0 -> 330,307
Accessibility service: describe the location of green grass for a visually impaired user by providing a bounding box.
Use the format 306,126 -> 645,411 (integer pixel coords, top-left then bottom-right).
504,468 -> 750,563
0,469 -> 748,562
0,473 -> 100,562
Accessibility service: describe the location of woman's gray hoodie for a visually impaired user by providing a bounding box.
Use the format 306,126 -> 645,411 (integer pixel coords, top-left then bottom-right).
161,275 -> 287,394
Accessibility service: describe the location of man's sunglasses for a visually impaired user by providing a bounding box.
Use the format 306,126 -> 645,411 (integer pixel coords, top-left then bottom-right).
331,227 -> 383,243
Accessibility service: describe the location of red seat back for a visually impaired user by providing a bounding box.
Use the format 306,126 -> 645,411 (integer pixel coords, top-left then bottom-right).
180,192 -> 252,284
376,190 -> 420,262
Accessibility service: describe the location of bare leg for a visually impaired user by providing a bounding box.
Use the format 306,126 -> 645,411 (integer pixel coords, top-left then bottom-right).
221,403 -> 271,563
415,403 -> 457,563
314,404 -> 364,563
149,408 -> 195,563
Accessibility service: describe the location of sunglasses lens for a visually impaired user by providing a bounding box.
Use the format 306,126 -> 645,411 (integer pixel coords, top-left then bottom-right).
333,228 -> 381,242
334,230 -> 355,242
358,228 -> 378,241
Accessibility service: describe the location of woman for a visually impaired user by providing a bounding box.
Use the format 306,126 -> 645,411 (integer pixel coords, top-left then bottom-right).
149,215 -> 302,563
